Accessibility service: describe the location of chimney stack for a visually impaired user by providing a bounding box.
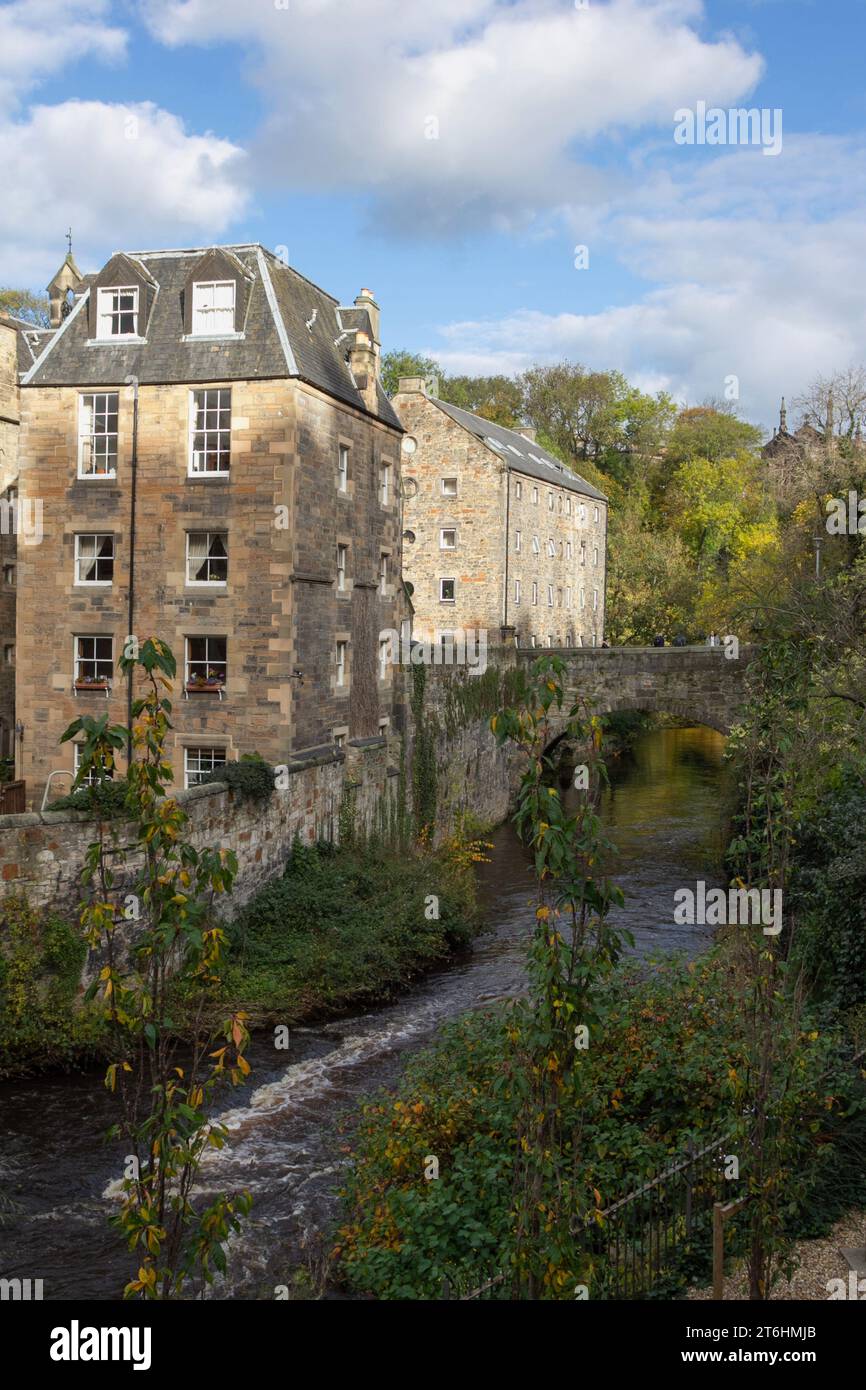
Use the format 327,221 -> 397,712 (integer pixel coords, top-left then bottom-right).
517,425 -> 537,443
348,329 -> 378,413
354,288 -> 380,346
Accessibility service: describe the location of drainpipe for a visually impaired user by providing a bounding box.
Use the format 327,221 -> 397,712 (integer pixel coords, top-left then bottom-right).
124,375 -> 139,769
503,466 -> 511,629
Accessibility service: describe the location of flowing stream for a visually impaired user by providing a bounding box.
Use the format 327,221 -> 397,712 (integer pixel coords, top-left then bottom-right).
0,725 -> 727,1299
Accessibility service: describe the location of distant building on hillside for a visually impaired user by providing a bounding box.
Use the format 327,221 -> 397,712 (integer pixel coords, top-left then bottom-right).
392,377 -> 607,649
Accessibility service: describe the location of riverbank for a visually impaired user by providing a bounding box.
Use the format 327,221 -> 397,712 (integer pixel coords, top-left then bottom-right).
0,835 -> 483,1080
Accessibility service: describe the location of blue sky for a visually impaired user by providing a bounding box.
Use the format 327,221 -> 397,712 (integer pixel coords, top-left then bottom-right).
3,0 -> 865,430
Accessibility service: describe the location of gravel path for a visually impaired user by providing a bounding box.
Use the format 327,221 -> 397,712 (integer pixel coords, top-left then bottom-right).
686,1210 -> 866,1300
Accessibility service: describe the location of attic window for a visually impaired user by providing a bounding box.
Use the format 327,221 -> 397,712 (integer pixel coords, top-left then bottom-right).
506,444 -> 523,457
486,437 -> 504,452
97,286 -> 138,339
192,281 -> 235,336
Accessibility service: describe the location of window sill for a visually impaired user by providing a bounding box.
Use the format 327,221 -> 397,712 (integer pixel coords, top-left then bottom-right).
85,337 -> 147,347
181,332 -> 245,343
74,582 -> 113,589
186,472 -> 230,481
76,473 -> 118,483
185,582 -> 228,590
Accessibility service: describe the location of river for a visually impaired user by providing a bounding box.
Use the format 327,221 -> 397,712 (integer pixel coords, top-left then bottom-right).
0,725 -> 727,1299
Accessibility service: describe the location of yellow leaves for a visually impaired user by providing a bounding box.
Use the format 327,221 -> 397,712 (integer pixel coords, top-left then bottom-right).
536,906 -> 550,921
592,1187 -> 602,1207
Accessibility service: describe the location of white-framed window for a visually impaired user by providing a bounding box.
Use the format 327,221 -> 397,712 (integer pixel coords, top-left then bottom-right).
566,540 -> 572,561
547,538 -> 555,558
333,730 -> 347,749
514,578 -> 521,604
338,444 -> 349,492
594,506 -> 600,523
580,503 -> 587,523
530,634 -> 537,648
515,480 -> 522,500
336,543 -> 348,591
532,486 -> 539,504
532,535 -> 540,554
191,281 -> 235,336
380,461 -> 392,506
566,498 -> 572,516
97,286 -> 139,339
184,746 -> 227,788
74,741 -> 114,786
75,533 -> 114,585
580,588 -> 586,610
186,531 -> 228,584
379,553 -> 389,594
440,527 -> 456,550
74,635 -> 113,685
2,564 -> 14,586
440,577 -> 455,603
531,580 -> 538,606
378,636 -> 390,681
593,546 -> 599,566
515,529 -> 522,552
189,388 -> 231,475
441,476 -> 458,496
548,492 -> 554,511
580,540 -> 587,566
185,635 -> 227,688
336,640 -> 348,687
593,588 -> 599,611
547,585 -> 554,607
566,586 -> 572,608
78,392 -> 118,478
3,644 -> 13,666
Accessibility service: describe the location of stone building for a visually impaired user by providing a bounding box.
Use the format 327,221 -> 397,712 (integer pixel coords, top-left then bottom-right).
392,379 -> 608,649
17,244 -> 406,808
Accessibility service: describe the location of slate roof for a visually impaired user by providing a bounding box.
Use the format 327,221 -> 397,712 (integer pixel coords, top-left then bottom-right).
430,398 -> 607,502
22,244 -> 400,429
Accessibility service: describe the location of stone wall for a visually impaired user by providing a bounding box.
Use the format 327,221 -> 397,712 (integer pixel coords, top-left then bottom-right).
0,738 -> 396,920
394,382 -> 608,648
15,374 -> 406,809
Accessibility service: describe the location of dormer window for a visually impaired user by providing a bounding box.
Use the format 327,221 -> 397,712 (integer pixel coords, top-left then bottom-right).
191,281 -> 235,336
97,286 -> 139,339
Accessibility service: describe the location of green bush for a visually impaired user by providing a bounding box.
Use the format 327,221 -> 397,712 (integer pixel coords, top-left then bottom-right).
48,778 -> 130,818
336,951 -> 859,1299
788,767 -> 866,1010
202,753 -> 275,800
219,839 -> 478,1021
0,895 -> 106,1075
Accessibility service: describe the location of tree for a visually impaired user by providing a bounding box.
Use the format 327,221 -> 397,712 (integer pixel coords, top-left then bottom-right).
439,374 -> 524,428
381,349 -> 442,397
0,288 -> 50,327
63,638 -> 251,1298
519,363 -> 675,484
665,406 -> 762,467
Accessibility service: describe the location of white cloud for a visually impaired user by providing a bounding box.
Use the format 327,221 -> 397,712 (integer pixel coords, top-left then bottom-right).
430,136 -> 866,428
141,0 -> 764,233
0,102 -> 248,286
0,0 -> 126,111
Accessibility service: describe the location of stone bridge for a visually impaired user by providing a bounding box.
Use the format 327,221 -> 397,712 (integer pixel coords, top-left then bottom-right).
514,644 -> 756,737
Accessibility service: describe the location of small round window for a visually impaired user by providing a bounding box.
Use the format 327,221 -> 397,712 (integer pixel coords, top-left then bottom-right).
402,435 -> 418,456
402,476 -> 419,499
403,529 -> 416,544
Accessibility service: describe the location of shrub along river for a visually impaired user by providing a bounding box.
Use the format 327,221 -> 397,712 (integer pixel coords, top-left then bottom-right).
0,724 -> 727,1299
